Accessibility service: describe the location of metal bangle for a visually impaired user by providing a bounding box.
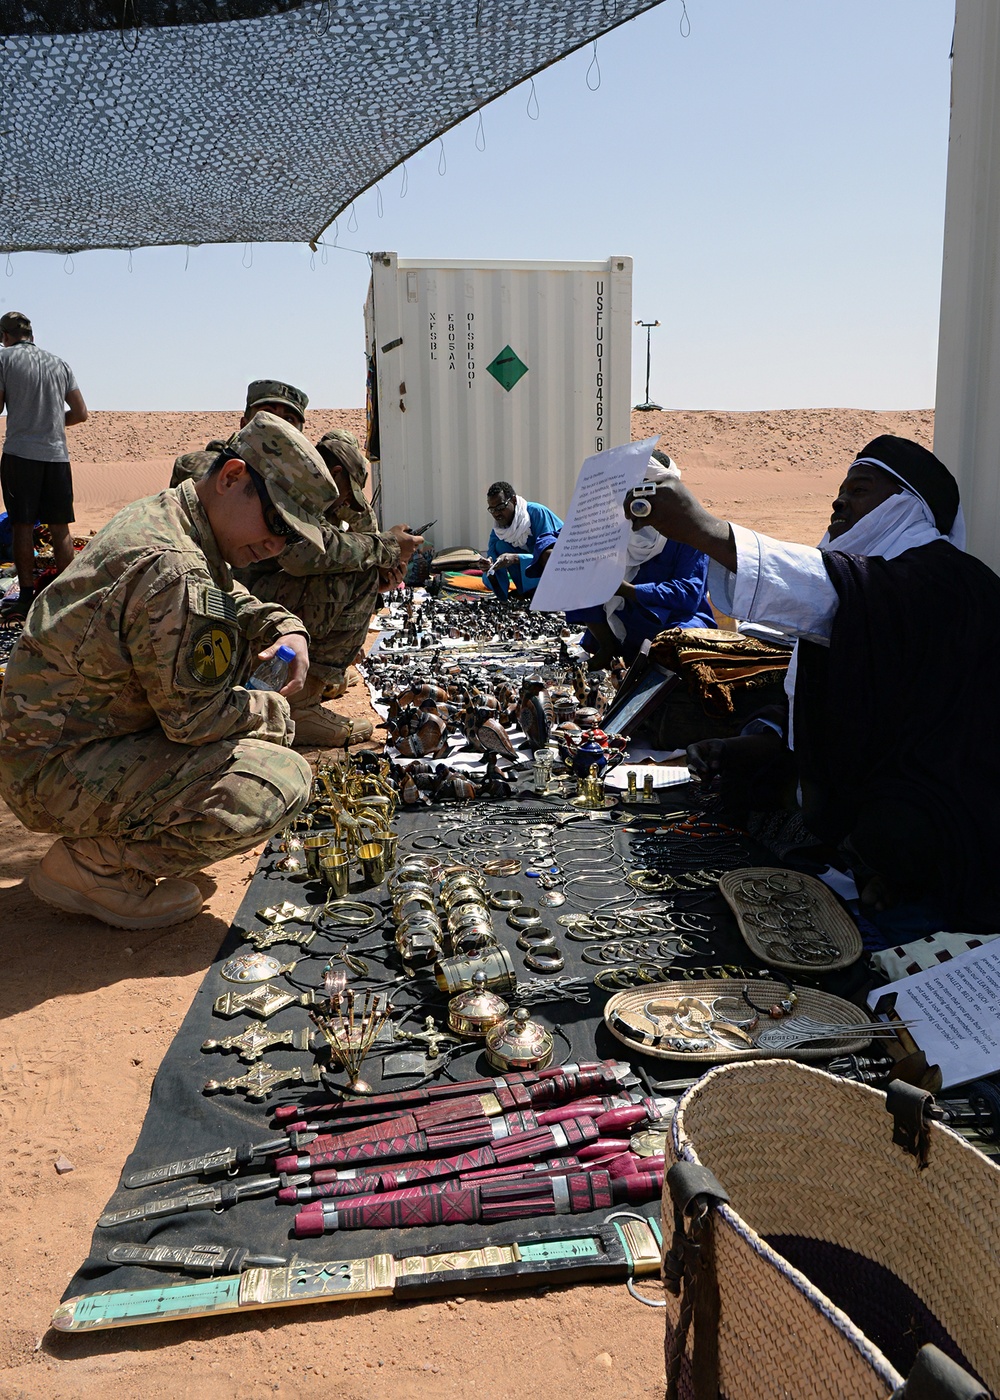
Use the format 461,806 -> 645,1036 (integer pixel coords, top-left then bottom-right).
507,906 -> 543,930
406,832 -> 451,852
516,929 -> 557,952
489,889 -> 522,910
316,900 -> 379,929
484,858 -> 521,877
523,949 -> 566,974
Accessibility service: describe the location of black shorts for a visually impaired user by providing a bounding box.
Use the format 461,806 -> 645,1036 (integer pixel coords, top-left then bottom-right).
0,453 -> 75,525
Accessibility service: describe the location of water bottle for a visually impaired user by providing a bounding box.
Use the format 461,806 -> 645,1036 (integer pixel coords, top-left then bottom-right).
245,643 -> 296,692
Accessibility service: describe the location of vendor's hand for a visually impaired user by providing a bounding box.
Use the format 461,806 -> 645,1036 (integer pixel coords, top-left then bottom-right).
623,478 -> 736,569
686,738 -> 729,786
260,632 -> 309,698
387,524 -> 423,564
489,552 -> 520,575
378,562 -> 406,590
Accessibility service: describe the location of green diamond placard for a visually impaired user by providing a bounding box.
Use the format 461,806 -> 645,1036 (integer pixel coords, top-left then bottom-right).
486,345 -> 529,392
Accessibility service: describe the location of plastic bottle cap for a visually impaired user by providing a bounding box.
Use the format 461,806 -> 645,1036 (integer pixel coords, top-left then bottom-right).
275,644 -> 296,663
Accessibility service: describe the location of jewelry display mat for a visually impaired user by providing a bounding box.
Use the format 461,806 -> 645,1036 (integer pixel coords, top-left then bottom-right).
63,792 -> 869,1309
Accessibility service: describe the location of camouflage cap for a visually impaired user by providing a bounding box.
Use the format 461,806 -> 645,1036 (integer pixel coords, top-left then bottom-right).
316,429 -> 369,511
245,378 -> 308,424
228,411 -> 338,551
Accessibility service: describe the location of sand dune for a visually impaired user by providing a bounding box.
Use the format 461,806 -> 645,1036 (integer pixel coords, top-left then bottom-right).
4,404 -> 935,543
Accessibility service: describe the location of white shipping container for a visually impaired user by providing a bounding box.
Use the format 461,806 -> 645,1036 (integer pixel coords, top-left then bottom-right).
364,253 -> 633,552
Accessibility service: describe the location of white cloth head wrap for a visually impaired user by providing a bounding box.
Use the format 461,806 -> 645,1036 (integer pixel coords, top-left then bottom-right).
605,456 -> 680,640
492,494 -> 533,550
818,456 -> 966,561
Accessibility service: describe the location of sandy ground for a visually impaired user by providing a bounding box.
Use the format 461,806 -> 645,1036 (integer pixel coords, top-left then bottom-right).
0,406 -> 933,1400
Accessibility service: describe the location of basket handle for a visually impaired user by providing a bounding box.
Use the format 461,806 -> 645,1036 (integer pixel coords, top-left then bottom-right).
886,1080 -> 938,1169
892,1344 -> 990,1399
663,1162 -> 730,1400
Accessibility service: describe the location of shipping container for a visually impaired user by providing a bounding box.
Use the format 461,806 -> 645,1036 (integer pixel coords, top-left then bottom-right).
364,253 -> 633,552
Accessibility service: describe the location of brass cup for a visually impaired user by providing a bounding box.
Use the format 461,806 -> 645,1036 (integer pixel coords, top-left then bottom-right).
304,833 -> 332,878
320,851 -> 350,898
357,842 -> 387,888
380,833 -> 398,870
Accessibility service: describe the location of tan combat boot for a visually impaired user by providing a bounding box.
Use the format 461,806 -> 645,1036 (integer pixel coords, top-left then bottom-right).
322,671 -> 349,700
289,702 -> 374,749
29,836 -> 204,930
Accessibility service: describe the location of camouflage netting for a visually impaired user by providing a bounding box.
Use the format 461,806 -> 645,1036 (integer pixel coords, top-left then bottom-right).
0,0 -> 664,254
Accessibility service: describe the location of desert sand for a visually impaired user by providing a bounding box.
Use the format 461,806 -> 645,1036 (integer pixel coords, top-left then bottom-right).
0,406 -> 933,1400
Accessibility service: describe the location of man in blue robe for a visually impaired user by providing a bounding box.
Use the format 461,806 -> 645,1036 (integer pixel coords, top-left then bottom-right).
482,481 -> 563,599
527,454 -> 716,666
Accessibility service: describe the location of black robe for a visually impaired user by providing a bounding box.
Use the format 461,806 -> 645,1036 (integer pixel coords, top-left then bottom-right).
793,539 -> 1000,929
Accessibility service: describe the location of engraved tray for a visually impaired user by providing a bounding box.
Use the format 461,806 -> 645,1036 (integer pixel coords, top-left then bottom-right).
603,978 -> 873,1063
718,867 -> 863,973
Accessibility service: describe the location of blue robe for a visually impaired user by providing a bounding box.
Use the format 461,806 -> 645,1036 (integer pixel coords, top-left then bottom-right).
486,500 -> 564,598
566,539 -> 716,660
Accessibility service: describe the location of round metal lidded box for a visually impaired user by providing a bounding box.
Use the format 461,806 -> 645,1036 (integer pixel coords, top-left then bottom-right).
447,970 -> 509,1039
485,1007 -> 554,1071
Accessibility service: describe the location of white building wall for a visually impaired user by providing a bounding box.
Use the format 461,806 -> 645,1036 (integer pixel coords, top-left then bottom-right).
935,0 -> 1000,570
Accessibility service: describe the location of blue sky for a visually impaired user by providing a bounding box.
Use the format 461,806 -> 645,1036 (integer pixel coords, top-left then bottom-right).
0,0 -> 954,412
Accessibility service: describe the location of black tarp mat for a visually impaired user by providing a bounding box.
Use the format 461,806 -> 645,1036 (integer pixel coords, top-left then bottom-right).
64,791 -> 871,1314
1,0 -> 666,254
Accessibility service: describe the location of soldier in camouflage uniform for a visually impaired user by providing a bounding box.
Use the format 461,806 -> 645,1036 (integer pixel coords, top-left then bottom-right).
171,381 -> 423,748
0,413 -> 337,931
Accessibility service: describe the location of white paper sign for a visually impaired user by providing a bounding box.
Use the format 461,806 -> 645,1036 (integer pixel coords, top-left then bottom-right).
530,437 -> 659,613
867,941 -> 1000,1088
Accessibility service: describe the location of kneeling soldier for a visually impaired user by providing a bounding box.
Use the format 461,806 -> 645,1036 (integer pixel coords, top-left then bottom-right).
0,413 -> 335,930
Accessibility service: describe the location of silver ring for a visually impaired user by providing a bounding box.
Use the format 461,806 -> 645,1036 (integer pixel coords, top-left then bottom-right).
507,906 -> 542,930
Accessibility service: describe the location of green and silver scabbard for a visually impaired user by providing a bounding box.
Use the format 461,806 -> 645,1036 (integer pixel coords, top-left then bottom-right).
52,1215 -> 662,1332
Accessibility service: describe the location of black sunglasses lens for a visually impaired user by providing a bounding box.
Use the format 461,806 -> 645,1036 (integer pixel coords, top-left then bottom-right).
248,467 -> 292,537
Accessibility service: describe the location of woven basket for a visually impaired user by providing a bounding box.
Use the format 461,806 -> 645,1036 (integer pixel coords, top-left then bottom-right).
604,978 -> 873,1063
719,866 -> 863,972
662,1061 -> 1000,1398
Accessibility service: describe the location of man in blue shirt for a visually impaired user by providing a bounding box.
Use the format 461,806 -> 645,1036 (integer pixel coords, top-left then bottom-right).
482,480 -> 563,599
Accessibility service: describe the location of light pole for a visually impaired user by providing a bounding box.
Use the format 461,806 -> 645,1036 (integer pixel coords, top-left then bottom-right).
634,319 -> 662,411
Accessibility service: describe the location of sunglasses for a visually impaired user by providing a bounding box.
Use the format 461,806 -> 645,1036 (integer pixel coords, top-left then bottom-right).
246,465 -> 294,539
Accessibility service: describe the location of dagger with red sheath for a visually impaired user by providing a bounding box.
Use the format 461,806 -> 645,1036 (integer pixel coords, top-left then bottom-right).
293,1151 -> 657,1222
123,1074 -> 658,1189
269,1061 -> 634,1125
276,1118 -> 613,1203
296,1094 -> 659,1159
293,1166 -> 665,1236
286,1146 -> 655,1208
278,1104 -> 653,1175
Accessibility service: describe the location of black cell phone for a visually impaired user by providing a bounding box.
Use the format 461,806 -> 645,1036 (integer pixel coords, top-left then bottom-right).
412,519 -> 436,534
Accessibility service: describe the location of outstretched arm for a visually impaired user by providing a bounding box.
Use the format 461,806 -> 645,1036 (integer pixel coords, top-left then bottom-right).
623,479 -> 737,571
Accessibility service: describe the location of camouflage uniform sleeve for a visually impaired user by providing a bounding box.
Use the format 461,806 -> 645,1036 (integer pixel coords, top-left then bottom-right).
228,577 -> 310,644
279,517 -> 401,577
123,565 -> 293,746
